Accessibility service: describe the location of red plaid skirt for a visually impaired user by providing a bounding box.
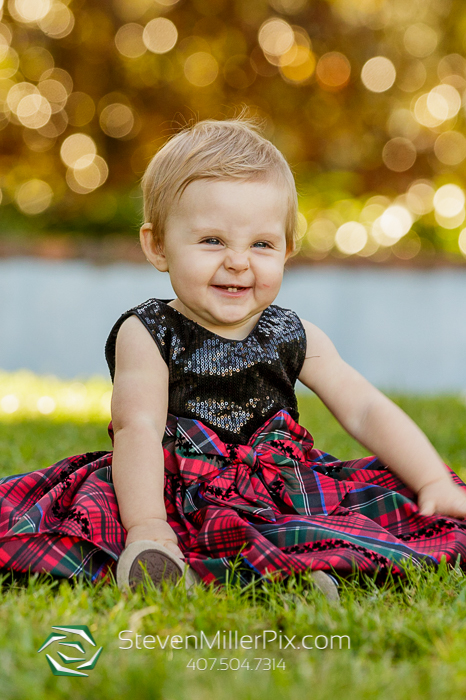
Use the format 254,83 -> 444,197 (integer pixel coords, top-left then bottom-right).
1,410 -> 466,586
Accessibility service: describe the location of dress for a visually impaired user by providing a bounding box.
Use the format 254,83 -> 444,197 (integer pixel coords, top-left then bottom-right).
1,298 -> 466,586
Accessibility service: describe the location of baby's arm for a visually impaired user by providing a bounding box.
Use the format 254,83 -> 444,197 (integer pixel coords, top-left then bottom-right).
111,315 -> 184,559
298,319 -> 466,519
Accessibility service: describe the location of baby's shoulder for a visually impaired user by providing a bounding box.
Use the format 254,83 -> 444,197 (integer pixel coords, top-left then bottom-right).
105,298 -> 173,381
298,318 -> 340,358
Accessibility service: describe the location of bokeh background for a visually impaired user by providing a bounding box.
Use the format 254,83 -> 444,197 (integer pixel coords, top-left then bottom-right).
1,0 -> 466,396
2,0 -> 466,264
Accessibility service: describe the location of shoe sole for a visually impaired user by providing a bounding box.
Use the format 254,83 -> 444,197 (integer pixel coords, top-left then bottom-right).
309,571 -> 340,602
116,540 -> 200,592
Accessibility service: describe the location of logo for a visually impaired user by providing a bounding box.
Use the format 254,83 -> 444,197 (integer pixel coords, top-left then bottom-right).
37,625 -> 103,677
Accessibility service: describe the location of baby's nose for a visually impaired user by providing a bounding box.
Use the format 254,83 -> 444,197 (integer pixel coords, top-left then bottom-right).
224,251 -> 250,270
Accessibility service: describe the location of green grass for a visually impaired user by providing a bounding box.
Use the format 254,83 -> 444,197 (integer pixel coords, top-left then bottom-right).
1,373 -> 466,699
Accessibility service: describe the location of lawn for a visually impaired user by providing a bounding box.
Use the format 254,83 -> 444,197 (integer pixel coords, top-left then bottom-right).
0,372 -> 466,700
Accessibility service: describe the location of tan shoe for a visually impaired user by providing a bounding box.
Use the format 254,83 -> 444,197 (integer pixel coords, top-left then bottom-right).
308,571 -> 340,602
116,540 -> 200,592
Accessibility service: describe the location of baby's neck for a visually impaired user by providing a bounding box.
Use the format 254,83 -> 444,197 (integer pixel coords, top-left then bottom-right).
167,299 -> 264,341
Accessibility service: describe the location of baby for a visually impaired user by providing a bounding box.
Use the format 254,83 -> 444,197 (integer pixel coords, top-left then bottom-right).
110,116 -> 466,593
1,116 -> 465,596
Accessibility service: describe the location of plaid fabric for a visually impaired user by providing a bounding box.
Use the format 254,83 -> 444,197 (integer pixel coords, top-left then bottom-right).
1,410 -> 466,585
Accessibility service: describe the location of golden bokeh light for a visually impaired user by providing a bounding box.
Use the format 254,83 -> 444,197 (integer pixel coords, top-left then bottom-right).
1,394 -> 20,413
258,18 -> 294,57
66,92 -> 95,127
16,93 -> 52,128
40,67 -> 73,94
387,109 -> 419,141
60,133 -> 97,168
372,205 -> 412,246
0,33 -> 8,61
438,54 -> 466,86
269,0 -> 307,13
20,46 -> 54,81
335,221 -> 367,255
361,56 -> 396,92
66,155 -> 109,194
275,27 -> 311,67
434,131 -> 466,166
38,2 -> 74,38
382,137 -> 416,172
356,235 -> 379,258
458,228 -> 466,256
435,208 -> 465,229
426,84 -> 461,122
7,81 -> 38,113
184,51 -> 218,87
113,0 -> 153,22
406,181 -> 435,215
316,52 -> 351,90
15,179 -> 53,214
433,184 -> 465,218
330,0 -> 390,29
413,94 -> 443,129
36,395 -> 56,414
359,200 -> 388,224
307,218 -> 336,252
143,17 -> 178,54
12,0 -> 51,22
38,109 -> 68,138
0,77 -> 13,101
0,47 -> 19,79
115,23 -> 146,58
392,232 -> 421,260
279,46 -> 315,83
296,212 -> 307,240
292,26 -> 311,50
403,23 -> 438,58
39,79 -> 68,112
99,103 -> 135,138
0,21 -> 12,46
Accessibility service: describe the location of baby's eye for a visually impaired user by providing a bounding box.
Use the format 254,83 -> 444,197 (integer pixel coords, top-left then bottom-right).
202,237 -> 222,245
252,241 -> 272,249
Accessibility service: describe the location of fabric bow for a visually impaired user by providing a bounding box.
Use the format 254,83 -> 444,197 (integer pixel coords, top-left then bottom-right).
162,410 -> 352,523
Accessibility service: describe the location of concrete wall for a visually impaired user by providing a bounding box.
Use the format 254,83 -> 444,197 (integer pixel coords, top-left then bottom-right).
1,258 -> 465,392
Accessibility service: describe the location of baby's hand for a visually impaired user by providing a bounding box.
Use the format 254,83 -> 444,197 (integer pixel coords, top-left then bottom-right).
125,518 -> 185,560
417,477 -> 466,519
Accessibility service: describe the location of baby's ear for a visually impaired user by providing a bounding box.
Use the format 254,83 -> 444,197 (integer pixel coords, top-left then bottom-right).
140,223 -> 168,272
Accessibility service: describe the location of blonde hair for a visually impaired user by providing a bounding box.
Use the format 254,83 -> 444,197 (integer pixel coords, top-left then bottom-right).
141,115 -> 298,253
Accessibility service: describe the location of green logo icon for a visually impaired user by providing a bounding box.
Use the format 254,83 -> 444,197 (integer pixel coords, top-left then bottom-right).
37,625 -> 103,677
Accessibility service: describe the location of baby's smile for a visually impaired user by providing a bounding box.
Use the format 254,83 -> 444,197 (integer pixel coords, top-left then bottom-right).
211,284 -> 251,296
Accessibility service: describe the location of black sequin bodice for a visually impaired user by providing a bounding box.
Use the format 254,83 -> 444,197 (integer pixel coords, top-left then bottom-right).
105,299 -> 307,444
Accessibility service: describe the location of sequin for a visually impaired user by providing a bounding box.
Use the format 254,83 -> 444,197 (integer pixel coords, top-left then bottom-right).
105,298 -> 307,444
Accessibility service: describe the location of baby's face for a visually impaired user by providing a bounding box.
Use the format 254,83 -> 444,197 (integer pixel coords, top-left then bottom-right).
152,177 -> 290,338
